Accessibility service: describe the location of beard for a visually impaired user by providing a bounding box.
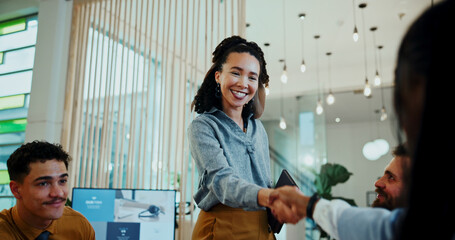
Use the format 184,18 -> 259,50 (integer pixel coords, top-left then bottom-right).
371,188 -> 396,210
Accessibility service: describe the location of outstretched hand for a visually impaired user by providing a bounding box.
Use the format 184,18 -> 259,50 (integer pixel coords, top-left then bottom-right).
258,188 -> 300,224
269,186 -> 310,224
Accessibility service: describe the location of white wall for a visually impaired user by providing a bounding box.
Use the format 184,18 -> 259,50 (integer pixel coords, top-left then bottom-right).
25,0 -> 73,143
326,120 -> 398,207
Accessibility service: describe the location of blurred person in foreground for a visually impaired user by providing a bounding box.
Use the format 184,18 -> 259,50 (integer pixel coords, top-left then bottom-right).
269,1 -> 455,239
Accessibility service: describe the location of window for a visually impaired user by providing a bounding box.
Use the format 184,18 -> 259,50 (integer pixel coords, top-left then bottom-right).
0,14 -> 37,168
0,14 -> 38,209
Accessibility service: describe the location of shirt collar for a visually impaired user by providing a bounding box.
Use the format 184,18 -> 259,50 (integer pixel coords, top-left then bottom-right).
207,107 -> 254,120
12,205 -> 57,239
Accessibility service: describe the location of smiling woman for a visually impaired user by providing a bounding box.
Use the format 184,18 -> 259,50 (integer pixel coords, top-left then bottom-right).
188,36 -> 296,239
215,52 -> 259,130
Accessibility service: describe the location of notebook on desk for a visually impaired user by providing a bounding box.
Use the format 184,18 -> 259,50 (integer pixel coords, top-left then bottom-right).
267,169 -> 299,234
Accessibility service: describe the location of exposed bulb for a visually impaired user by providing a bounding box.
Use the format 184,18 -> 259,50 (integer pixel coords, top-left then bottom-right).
353,26 -> 359,42
380,107 -> 388,121
300,60 -> 306,73
374,70 -> 381,86
363,78 -> 372,97
279,117 -> 287,129
281,69 -> 288,84
316,100 -> 324,115
326,92 -> 335,105
265,86 -> 270,96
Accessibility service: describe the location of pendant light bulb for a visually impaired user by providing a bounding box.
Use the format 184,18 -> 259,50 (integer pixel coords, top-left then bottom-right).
316,100 -> 324,115
374,70 -> 381,86
300,60 -> 306,73
265,86 -> 270,96
353,26 -> 359,42
279,117 -> 287,130
363,78 -> 372,97
281,65 -> 288,84
326,91 -> 335,105
380,107 -> 388,121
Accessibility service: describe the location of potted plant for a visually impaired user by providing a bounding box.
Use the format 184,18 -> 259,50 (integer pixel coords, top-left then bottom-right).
312,163 -> 357,239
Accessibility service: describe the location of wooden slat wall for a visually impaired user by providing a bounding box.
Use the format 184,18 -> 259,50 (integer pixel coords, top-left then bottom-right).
62,0 -> 243,238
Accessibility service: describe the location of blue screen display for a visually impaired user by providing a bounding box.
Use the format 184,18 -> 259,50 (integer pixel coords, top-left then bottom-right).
72,188 -> 176,240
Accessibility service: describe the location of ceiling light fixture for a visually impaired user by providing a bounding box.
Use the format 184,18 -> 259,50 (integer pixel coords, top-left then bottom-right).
316,99 -> 324,115
370,26 -> 381,86
264,43 -> 271,95
299,13 -> 306,73
314,35 -> 323,115
352,0 -> 359,42
326,52 -> 335,105
279,61 -> 287,130
378,45 -> 388,121
279,116 -> 287,130
281,0 -> 288,84
281,64 -> 288,84
359,3 -> 371,97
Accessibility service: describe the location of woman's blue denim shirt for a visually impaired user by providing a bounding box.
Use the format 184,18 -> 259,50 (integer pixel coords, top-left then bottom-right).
188,107 -> 273,211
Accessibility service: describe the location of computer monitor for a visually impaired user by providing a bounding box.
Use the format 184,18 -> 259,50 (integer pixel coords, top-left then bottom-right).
72,188 -> 176,240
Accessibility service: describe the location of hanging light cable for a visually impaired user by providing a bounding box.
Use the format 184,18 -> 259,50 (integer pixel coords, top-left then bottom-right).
359,3 -> 371,97
370,26 -> 381,86
379,81 -> 387,121
314,35 -> 324,115
299,13 -> 306,73
352,0 -> 359,42
281,0 -> 288,84
264,43 -> 270,95
378,45 -> 387,121
326,52 -> 335,105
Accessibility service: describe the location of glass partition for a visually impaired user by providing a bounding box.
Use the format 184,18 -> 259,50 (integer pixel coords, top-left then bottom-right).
262,93 -> 327,239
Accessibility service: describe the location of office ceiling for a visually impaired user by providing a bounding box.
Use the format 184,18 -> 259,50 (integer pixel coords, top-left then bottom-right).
0,0 -> 438,124
244,0 -> 438,123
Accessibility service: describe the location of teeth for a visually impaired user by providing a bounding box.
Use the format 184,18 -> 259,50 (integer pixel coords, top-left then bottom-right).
231,90 -> 246,97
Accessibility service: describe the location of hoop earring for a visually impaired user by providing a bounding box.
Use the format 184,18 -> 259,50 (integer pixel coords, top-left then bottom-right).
215,83 -> 221,98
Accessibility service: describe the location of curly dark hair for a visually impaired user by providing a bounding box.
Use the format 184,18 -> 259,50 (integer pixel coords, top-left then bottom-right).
191,35 -> 269,119
7,140 -> 71,182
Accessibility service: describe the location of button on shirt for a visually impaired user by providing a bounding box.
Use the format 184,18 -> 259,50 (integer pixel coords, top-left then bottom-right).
188,107 -> 273,211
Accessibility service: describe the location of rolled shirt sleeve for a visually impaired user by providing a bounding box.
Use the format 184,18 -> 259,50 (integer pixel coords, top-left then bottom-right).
313,198 -> 404,240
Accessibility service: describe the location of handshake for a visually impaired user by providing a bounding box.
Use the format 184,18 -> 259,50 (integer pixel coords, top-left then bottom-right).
260,186 -> 314,224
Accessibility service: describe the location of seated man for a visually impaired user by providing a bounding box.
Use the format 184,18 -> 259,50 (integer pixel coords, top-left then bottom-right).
372,144 -> 410,210
0,140 -> 95,239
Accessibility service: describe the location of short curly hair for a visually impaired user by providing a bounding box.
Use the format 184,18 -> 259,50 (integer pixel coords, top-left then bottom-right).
7,140 -> 71,183
191,35 -> 269,119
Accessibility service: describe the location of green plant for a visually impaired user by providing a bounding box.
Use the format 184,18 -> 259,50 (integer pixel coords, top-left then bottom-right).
314,163 -> 357,239
315,163 -> 357,206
